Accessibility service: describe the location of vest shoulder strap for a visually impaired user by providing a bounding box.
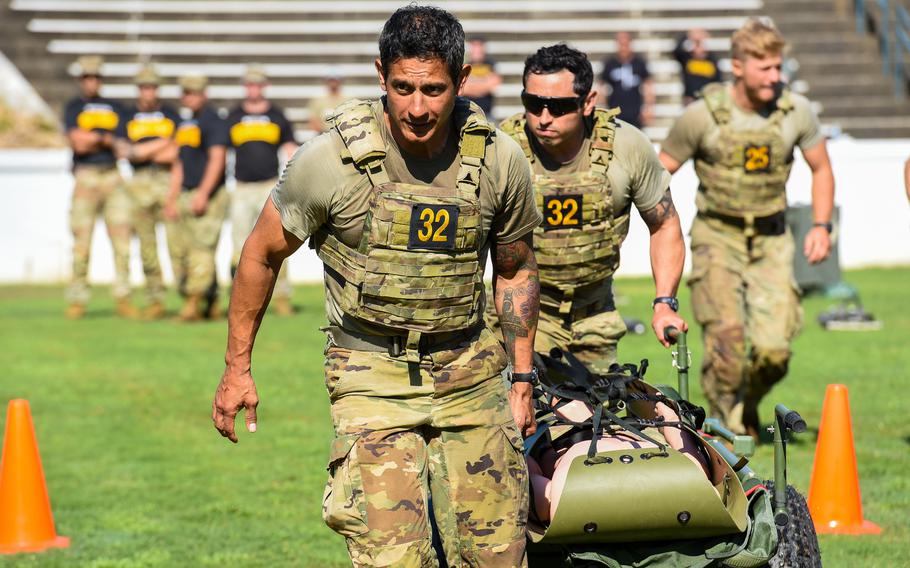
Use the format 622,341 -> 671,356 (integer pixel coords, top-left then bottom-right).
499,112 -> 534,163
455,97 -> 494,194
590,107 -> 619,175
701,83 -> 732,125
331,99 -> 388,185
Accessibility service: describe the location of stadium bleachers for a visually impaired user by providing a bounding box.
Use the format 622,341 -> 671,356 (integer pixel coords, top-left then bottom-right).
3,0 -> 910,139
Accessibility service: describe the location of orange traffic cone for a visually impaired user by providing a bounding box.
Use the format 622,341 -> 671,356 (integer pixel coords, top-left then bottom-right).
0,399 -> 70,554
807,384 -> 881,535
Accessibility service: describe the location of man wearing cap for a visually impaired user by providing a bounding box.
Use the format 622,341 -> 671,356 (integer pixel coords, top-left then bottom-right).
165,74 -> 230,321
226,65 -> 298,316
63,55 -> 137,319
117,64 -> 181,319
307,70 -> 349,134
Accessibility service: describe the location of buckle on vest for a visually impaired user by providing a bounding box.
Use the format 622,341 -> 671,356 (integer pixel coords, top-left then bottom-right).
743,213 -> 756,238
559,288 -> 575,315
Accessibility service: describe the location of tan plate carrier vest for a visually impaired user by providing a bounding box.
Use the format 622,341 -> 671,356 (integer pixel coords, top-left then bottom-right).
313,98 -> 492,354
694,82 -> 794,218
501,108 -> 626,313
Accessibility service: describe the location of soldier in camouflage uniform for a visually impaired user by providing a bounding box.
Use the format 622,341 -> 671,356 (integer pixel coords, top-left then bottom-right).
212,6 -> 540,567
117,64 -> 180,319
165,74 -> 230,321
490,44 -> 687,372
63,55 -> 138,319
659,18 -> 835,438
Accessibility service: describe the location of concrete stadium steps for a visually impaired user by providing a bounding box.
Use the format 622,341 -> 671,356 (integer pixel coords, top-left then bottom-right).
760,0 -> 910,137
6,0 -> 910,138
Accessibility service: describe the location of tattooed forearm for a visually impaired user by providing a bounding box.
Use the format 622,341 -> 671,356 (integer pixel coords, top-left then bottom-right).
640,189 -> 678,233
493,233 -> 539,369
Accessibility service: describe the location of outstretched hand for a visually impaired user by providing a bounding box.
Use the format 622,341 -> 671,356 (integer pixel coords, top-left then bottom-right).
212,369 -> 259,443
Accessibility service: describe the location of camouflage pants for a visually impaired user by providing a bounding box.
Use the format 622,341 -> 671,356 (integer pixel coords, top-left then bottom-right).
230,179 -> 290,299
125,166 -> 170,303
688,216 -> 803,433
322,326 -> 529,568
168,187 -> 228,296
67,165 -> 131,303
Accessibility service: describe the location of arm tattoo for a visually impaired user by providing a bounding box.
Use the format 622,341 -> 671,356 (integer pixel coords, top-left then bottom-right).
494,235 -> 540,361
640,189 -> 678,233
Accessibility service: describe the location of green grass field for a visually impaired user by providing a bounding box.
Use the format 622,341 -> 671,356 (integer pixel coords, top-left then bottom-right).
0,267 -> 908,567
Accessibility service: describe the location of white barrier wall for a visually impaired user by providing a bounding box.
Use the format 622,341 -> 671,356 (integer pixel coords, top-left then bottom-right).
1,138 -> 909,288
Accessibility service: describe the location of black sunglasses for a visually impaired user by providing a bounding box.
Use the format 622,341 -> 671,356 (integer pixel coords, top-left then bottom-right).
520,91 -> 584,117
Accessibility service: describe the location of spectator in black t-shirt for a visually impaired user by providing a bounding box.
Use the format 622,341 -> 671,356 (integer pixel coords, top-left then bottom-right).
165,74 -> 230,321
117,64 -> 181,319
63,55 -> 137,320
673,29 -> 722,105
461,36 -> 502,117
600,31 -> 655,128
226,65 -> 298,315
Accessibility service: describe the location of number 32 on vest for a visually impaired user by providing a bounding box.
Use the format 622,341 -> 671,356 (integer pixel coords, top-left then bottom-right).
408,204 -> 459,250
544,195 -> 582,230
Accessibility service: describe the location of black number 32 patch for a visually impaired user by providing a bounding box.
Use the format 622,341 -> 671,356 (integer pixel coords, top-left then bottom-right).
743,144 -> 771,173
543,195 -> 582,230
408,204 -> 459,250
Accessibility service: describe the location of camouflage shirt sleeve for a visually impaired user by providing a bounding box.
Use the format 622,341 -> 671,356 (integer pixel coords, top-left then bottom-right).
489,132 -> 541,243
270,132 -> 341,242
660,100 -> 712,164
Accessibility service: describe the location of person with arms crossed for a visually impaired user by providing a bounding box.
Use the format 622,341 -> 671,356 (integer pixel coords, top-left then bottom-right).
63,55 -> 137,319
226,65 -> 298,316
659,18 -> 835,439
600,32 -> 655,128
165,74 -> 230,321
212,6 -> 541,567
496,44 -> 687,370
117,64 -> 180,319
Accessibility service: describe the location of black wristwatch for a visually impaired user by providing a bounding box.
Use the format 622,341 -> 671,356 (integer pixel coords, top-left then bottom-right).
813,222 -> 833,234
652,296 -> 679,312
510,367 -> 539,386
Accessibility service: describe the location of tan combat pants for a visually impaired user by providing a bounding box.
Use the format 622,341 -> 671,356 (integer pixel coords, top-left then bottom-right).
167,187 -> 228,296
125,166 -> 170,303
230,179 -> 291,299
322,326 -> 528,568
67,164 -> 131,303
688,216 -> 803,434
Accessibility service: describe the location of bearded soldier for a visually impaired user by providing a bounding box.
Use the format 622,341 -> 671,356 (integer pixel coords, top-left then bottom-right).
495,44 -> 687,371
659,18 -> 835,438
212,6 -> 540,566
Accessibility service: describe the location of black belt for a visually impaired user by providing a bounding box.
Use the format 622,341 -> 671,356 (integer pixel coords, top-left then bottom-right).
324,323 -> 484,357
700,210 -> 786,236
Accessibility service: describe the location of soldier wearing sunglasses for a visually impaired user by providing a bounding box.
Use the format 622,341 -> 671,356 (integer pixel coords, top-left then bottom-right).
497,44 -> 688,371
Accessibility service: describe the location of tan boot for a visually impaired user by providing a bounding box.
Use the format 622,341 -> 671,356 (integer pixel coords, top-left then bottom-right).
176,295 -> 203,322
274,296 -> 294,317
115,299 -> 141,319
143,301 -> 166,320
64,303 -> 86,319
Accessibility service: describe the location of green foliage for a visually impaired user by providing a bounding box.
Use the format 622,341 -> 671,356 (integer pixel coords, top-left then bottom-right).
0,268 -> 907,567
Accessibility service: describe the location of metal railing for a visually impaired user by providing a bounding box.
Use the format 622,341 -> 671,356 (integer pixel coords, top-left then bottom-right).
856,0 -> 910,98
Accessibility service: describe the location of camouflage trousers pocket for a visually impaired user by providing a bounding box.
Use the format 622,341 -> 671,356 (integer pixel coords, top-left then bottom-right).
323,433 -> 369,537
499,422 -> 530,538
688,256 -> 722,326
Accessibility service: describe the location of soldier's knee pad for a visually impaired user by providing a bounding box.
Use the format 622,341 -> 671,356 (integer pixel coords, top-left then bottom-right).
750,346 -> 790,386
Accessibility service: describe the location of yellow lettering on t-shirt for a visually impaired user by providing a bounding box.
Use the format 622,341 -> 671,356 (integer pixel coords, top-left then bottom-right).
230,121 -> 281,146
76,108 -> 119,131
175,123 -> 201,148
686,60 -> 717,78
127,115 -> 175,141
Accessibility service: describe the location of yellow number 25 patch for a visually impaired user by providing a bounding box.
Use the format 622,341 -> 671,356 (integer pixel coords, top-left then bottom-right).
543,195 -> 582,230
744,144 -> 771,173
408,204 -> 459,250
